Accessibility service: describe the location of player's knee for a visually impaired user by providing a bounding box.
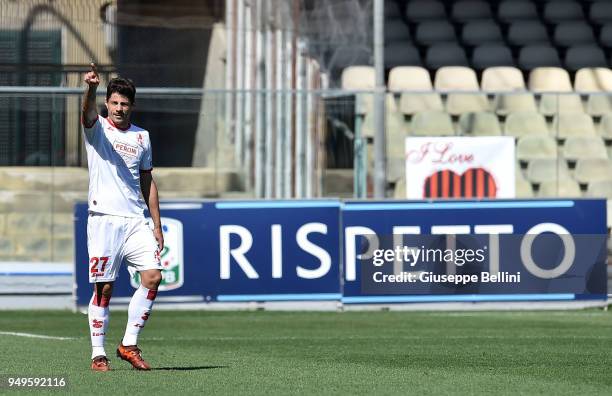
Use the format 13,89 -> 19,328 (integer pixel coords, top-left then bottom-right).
142,270 -> 162,289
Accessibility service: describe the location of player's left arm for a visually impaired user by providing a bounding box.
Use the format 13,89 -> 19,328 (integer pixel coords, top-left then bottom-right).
140,171 -> 164,251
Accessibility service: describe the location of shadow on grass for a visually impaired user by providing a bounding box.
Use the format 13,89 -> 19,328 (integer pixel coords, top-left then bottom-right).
153,365 -> 228,371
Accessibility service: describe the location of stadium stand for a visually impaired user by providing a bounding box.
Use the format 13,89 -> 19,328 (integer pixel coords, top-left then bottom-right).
341,0 -> 612,198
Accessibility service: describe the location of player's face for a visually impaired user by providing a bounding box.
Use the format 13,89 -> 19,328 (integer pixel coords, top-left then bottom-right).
106,92 -> 133,128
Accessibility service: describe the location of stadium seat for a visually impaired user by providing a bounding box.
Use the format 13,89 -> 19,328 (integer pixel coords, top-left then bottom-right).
589,2 -> 612,26
507,21 -> 550,47
574,158 -> 612,184
341,66 -> 375,115
526,158 -> 571,184
539,94 -> 585,116
553,22 -> 596,48
504,112 -> 549,137
410,111 -> 455,136
574,68 -> 612,92
461,21 -> 504,47
425,43 -> 470,69
481,67 -> 526,92
435,66 -> 480,91
498,0 -> 539,23
415,21 -> 457,46
552,113 -> 596,138
562,136 -> 608,161
586,94 -> 612,117
528,67 -> 573,92
385,19 -> 411,43
393,177 -> 406,198
405,0 -> 446,23
341,66 -> 374,90
457,112 -> 502,136
389,66 -> 433,91
518,45 -> 562,70
537,179 -> 582,197
435,66 -> 489,115
586,180 -> 612,197
597,113 -> 612,139
384,43 -> 422,69
361,105 -> 405,139
493,93 -> 538,115
389,67 -> 444,115
543,1 -> 584,24
516,172 -> 535,197
471,44 -> 515,71
516,135 -> 558,162
564,45 -> 608,72
451,0 -> 492,22
598,24 -> 612,50
385,1 -> 402,18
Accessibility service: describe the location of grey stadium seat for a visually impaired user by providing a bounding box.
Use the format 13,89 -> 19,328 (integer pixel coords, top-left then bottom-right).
589,2 -> 612,26
516,135 -> 558,162
564,45 -> 608,72
504,112 -> 549,138
415,21 -> 456,46
385,1 -> 402,18
425,43 -> 469,69
498,0 -> 539,23
410,111 -> 455,136
451,0 -> 492,22
543,1 -> 584,24
462,21 -> 504,46
507,21 -> 550,47
599,24 -> 612,50
554,22 -> 596,48
384,43 -> 422,69
519,45 -> 562,70
458,112 -> 502,136
471,44 -> 515,70
385,19 -> 411,43
405,0 -> 446,23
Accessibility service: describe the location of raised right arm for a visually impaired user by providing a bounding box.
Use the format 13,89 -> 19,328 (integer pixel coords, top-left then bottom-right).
82,62 -> 100,128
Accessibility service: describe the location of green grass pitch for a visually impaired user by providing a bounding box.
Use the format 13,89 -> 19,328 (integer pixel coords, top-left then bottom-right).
1,309 -> 612,395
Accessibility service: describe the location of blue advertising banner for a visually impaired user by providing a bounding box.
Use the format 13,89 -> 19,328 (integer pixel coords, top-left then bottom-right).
342,200 -> 607,304
75,199 -> 607,307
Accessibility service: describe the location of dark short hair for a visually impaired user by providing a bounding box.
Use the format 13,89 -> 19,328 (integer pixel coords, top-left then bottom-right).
106,77 -> 136,104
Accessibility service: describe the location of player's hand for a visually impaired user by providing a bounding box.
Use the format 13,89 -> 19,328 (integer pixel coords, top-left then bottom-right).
84,62 -> 100,87
153,227 -> 164,252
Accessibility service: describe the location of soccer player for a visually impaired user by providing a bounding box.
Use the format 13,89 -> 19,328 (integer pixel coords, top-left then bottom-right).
82,63 -> 164,372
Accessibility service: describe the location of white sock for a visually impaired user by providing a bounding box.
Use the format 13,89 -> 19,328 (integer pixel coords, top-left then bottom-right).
88,295 -> 109,359
122,285 -> 157,346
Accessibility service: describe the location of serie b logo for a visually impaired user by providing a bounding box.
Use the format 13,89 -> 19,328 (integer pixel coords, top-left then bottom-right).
131,217 -> 184,291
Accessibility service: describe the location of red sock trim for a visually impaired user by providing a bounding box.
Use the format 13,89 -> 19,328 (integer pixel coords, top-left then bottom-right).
146,289 -> 158,301
92,288 -> 111,307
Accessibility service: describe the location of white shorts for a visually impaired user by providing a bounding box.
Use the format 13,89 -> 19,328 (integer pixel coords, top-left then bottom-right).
87,212 -> 162,283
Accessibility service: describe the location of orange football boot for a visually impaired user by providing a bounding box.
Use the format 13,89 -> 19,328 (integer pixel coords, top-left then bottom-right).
116,344 -> 151,370
91,355 -> 111,371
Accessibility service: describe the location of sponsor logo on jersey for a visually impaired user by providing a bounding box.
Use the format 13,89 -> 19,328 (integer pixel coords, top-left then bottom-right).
113,140 -> 138,158
131,217 -> 185,291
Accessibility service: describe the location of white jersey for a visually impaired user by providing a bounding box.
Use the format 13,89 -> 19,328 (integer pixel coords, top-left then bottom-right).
83,115 -> 153,217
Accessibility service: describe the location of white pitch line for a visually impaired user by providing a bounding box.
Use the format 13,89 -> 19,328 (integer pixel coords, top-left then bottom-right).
0,331 -> 76,340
